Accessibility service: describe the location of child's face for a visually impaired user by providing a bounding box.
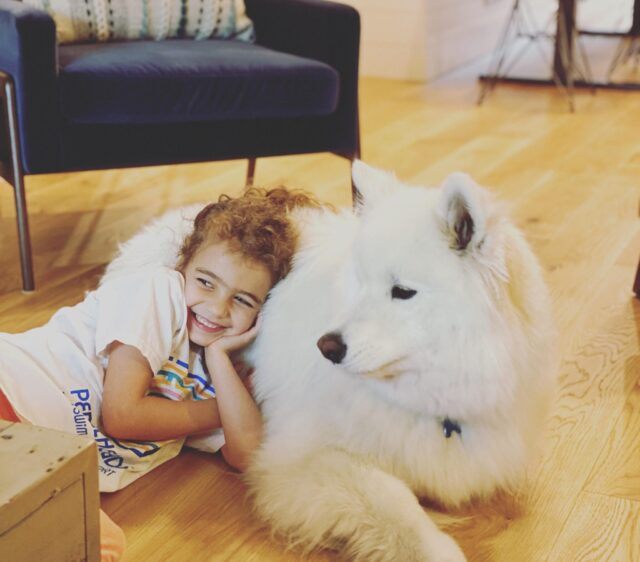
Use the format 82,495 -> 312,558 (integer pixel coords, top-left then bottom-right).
182,241 -> 272,348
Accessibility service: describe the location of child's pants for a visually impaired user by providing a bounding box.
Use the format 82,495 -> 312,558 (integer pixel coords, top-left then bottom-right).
0,389 -> 126,561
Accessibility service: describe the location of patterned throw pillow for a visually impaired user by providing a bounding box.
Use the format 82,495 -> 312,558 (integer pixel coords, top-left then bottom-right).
22,0 -> 254,44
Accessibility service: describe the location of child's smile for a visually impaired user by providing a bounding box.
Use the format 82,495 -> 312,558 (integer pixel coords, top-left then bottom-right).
190,311 -> 227,333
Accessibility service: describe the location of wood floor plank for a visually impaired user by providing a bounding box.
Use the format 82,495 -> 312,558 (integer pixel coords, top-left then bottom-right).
546,492 -> 640,562
583,308 -> 640,501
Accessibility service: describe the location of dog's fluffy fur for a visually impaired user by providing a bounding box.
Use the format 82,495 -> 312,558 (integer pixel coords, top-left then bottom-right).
103,162 -> 556,561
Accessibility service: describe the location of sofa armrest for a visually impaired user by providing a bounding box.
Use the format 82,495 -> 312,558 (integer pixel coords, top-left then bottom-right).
246,0 -> 359,64
245,0 -> 360,150
0,0 -> 59,173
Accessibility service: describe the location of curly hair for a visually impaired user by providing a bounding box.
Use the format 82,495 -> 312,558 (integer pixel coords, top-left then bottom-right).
176,187 -> 323,284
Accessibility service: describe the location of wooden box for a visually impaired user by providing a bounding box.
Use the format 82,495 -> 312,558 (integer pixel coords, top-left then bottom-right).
0,421 -> 100,561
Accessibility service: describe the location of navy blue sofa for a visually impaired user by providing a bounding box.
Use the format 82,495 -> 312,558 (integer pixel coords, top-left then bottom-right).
0,0 -> 360,291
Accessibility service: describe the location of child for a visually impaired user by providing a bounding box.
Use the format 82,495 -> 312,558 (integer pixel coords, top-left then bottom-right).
0,187 -> 319,561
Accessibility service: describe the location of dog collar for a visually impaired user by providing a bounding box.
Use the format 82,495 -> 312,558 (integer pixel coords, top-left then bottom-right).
442,417 -> 462,439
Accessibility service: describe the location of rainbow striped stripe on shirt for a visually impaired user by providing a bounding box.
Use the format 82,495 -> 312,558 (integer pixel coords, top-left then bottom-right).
148,356 -> 216,401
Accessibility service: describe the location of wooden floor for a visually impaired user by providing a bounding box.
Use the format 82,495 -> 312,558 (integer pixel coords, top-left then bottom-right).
1,68 -> 639,561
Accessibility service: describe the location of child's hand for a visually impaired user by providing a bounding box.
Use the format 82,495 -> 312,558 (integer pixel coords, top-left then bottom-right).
206,315 -> 261,357
231,358 -> 255,393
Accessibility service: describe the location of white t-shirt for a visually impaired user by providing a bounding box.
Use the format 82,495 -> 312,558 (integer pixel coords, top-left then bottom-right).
0,267 -> 224,492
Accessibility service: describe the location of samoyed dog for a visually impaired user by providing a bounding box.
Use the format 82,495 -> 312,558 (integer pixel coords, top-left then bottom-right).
103,161 -> 556,561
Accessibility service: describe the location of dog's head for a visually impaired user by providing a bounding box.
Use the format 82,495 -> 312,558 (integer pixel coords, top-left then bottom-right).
317,161 -> 553,416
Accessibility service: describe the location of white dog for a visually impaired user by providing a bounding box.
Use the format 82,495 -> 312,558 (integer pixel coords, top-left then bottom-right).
103,162 -> 556,561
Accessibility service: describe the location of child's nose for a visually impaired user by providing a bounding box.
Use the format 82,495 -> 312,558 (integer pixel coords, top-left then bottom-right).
210,295 -> 230,319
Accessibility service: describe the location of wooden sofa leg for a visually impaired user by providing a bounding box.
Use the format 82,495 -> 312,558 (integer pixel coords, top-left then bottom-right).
1,72 -> 35,292
246,158 -> 256,187
634,259 -> 640,298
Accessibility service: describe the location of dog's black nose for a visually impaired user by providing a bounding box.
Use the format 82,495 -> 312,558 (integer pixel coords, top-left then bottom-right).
317,332 -> 347,364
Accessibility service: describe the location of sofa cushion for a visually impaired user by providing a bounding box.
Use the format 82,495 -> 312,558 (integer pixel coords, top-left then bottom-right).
22,0 -> 254,44
57,39 -> 340,124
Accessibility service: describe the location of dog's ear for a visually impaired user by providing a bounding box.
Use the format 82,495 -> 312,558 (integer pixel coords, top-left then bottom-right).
351,160 -> 398,212
438,172 -> 488,252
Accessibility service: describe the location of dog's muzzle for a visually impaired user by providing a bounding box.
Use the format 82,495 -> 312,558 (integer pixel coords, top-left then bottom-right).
317,332 -> 347,364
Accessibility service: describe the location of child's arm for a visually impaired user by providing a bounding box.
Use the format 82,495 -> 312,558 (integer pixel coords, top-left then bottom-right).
204,323 -> 263,472
102,342 -> 222,441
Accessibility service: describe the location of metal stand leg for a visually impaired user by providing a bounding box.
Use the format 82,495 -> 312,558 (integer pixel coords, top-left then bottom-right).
574,35 -> 597,95
478,0 -> 527,104
246,158 -> 256,187
607,34 -> 640,80
479,0 -> 592,111
1,72 -> 34,292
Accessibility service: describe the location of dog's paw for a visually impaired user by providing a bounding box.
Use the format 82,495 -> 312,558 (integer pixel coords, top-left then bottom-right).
424,531 -> 467,562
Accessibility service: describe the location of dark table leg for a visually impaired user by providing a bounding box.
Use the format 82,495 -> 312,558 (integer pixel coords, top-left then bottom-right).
632,0 -> 640,33
553,0 -> 576,86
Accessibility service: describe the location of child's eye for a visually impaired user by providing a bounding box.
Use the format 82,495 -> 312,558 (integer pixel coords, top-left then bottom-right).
197,277 -> 214,289
234,295 -> 254,308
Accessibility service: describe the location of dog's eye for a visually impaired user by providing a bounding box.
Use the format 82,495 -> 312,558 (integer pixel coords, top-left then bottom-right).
391,285 -> 417,300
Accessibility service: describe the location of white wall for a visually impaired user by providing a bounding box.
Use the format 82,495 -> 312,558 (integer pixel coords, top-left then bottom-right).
342,0 -> 519,81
